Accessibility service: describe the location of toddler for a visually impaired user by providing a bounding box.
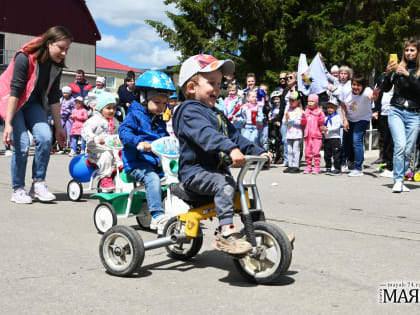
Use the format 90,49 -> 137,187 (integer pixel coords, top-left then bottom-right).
301,94 -> 326,174
119,71 -> 175,234
323,98 -> 342,175
173,54 -> 275,254
283,91 -> 304,173
241,90 -> 263,145
69,96 -> 88,156
60,86 -> 75,152
82,92 -> 120,192
268,91 -> 282,163
224,83 -> 243,132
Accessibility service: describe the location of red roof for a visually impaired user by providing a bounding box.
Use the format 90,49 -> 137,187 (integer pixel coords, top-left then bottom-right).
96,55 -> 142,73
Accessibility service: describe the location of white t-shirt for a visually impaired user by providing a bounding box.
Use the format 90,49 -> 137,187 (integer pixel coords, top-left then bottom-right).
381,88 -> 393,116
343,87 -> 373,122
338,81 -> 352,103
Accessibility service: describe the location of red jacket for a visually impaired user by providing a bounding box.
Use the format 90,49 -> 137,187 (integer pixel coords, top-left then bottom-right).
69,81 -> 92,98
301,107 -> 325,139
0,38 -> 62,120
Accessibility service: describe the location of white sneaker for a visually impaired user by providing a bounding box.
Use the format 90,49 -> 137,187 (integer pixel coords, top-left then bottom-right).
11,187 -> 32,204
30,181 -> 56,201
342,165 -> 349,173
348,170 -> 363,177
5,149 -> 12,156
380,169 -> 393,178
68,150 -> 77,157
392,181 -> 403,193
403,184 -> 410,192
150,213 -> 170,235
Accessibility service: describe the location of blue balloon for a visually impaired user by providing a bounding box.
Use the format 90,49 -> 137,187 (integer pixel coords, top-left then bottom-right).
69,154 -> 98,183
135,71 -> 176,92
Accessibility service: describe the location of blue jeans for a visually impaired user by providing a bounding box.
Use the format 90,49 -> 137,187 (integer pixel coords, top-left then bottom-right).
128,165 -> 163,212
11,100 -> 52,189
388,106 -> 420,182
258,124 -> 268,150
241,125 -> 259,145
71,135 -> 86,152
281,123 -> 288,164
342,120 -> 369,171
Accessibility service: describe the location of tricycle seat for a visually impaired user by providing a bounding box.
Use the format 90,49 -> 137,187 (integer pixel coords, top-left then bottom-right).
170,183 -> 214,208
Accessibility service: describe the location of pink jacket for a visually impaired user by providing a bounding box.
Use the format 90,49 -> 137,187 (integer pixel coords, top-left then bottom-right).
0,38 -> 62,120
301,107 -> 325,139
70,106 -> 88,135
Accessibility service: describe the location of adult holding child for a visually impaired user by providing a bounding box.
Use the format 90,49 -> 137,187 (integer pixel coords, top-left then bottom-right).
381,39 -> 420,193
0,26 -> 72,203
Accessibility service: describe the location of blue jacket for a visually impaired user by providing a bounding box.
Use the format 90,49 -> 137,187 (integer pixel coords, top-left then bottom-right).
119,100 -> 168,172
172,100 -> 265,182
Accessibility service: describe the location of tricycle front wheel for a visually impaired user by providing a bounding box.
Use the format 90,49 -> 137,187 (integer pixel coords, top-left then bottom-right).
233,221 -> 292,284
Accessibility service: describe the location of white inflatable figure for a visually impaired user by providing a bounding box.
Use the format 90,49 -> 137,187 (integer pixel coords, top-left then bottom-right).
151,136 -> 190,217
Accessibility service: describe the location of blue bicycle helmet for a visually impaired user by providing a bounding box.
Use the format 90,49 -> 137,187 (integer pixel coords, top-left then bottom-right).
135,70 -> 176,93
169,92 -> 178,99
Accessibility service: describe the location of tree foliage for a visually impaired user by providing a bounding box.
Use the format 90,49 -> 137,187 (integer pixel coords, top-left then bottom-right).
147,0 -> 420,87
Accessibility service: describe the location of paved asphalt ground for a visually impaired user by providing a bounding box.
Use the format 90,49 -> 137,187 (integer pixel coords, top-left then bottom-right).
0,144 -> 419,314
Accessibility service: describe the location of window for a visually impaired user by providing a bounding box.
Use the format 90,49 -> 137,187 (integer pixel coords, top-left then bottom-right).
105,76 -> 116,89
0,34 -> 4,64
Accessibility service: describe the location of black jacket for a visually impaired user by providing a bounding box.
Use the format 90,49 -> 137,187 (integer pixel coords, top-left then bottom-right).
381,61 -> 420,110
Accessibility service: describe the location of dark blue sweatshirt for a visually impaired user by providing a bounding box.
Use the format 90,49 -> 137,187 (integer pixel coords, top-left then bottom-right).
173,100 -> 265,182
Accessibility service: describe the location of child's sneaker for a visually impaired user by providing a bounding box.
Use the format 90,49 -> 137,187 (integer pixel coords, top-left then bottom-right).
325,168 -> 332,175
303,168 -> 312,174
212,224 -> 252,255
100,177 -> 115,193
29,181 -> 56,201
331,169 -> 341,176
149,211 -> 170,235
68,149 -> 77,157
312,169 -> 321,175
11,187 -> 32,204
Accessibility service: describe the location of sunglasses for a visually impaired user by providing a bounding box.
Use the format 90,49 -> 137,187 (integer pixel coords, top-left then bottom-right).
279,77 -> 287,80
287,76 -> 294,80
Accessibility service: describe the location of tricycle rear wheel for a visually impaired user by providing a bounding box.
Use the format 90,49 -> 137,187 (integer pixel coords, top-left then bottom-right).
162,217 -> 203,260
99,225 -> 144,276
67,179 -> 83,201
94,202 -> 117,234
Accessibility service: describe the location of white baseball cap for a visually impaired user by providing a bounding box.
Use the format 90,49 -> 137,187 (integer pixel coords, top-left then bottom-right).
61,86 -> 72,94
96,76 -> 106,84
178,54 -> 235,88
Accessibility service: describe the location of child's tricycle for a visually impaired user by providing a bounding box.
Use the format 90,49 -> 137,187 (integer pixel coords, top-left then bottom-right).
92,137 -> 180,234
98,155 -> 293,284
66,135 -> 133,201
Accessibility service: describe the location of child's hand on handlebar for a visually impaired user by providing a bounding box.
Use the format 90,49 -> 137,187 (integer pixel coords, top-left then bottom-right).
260,152 -> 272,166
137,141 -> 152,151
230,148 -> 245,167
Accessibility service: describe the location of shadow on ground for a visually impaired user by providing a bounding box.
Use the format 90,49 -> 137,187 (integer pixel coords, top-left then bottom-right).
116,249 -> 296,287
